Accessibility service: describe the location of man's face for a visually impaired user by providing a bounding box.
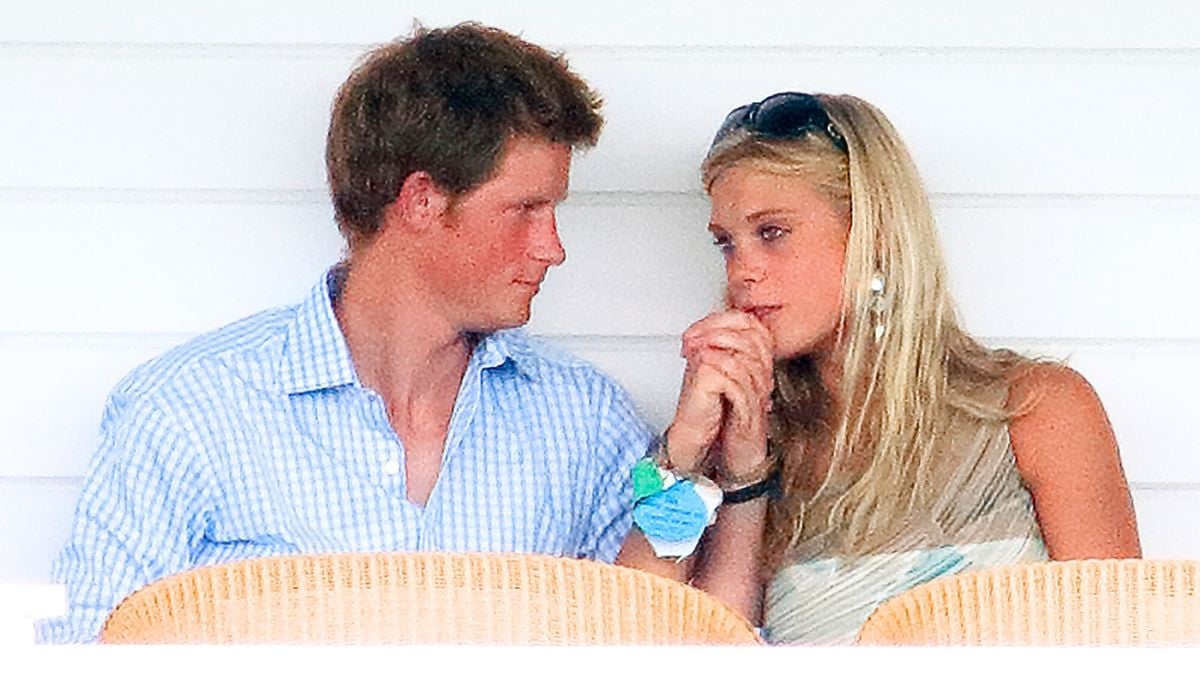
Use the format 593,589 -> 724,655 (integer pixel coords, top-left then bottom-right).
427,135 -> 571,332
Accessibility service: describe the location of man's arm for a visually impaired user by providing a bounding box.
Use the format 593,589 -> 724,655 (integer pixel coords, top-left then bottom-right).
575,376 -> 655,564
37,391 -> 216,643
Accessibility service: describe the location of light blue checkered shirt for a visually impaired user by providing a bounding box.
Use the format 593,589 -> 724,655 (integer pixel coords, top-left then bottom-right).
39,267 -> 654,643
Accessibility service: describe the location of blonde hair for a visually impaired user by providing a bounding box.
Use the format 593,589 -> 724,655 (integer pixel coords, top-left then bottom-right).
702,94 -> 1031,570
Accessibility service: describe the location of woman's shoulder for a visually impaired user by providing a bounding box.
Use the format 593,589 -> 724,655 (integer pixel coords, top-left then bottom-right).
1002,362 -> 1116,487
1005,361 -> 1102,421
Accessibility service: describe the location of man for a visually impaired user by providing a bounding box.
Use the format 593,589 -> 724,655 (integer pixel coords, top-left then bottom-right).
40,22 -> 653,643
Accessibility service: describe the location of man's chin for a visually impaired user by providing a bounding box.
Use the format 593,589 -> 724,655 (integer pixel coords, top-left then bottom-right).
464,308 -> 532,334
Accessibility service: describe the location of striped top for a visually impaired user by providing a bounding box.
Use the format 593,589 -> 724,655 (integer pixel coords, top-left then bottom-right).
39,267 -> 654,643
762,383 -> 1048,644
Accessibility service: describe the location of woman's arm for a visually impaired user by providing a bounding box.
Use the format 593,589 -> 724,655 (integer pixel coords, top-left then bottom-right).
616,310 -> 774,622
686,497 -> 769,623
617,503 -> 768,622
1007,363 -> 1141,559
616,426 -> 770,622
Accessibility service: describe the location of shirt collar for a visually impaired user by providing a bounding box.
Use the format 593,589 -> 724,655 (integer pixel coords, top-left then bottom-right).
471,328 -> 542,383
278,267 -> 541,395
277,266 -> 359,395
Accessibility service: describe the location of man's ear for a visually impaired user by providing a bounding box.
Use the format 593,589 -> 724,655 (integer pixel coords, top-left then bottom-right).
381,171 -> 450,235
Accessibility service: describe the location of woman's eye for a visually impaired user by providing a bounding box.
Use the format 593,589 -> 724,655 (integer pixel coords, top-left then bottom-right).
759,224 -> 788,242
711,235 -> 734,253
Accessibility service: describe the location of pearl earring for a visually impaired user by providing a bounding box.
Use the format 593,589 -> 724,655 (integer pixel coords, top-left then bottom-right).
869,274 -> 886,342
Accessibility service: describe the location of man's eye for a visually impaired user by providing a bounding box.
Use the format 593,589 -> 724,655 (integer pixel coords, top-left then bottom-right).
514,201 -> 543,216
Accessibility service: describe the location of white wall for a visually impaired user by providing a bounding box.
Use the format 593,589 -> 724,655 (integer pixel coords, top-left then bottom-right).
1,0 -> 1198,581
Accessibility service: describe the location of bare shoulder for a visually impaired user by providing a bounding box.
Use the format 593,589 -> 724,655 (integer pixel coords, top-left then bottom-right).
1003,362 -> 1141,558
1004,362 -> 1115,487
1007,361 -> 1103,415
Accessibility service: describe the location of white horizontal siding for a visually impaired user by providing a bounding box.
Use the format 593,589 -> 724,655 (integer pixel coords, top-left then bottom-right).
1,54 -> 1198,195
940,200 -> 1200,340
2,1 -> 1198,49
1129,488 -> 1200,559
2,199 -> 1197,338
0,481 -> 80,583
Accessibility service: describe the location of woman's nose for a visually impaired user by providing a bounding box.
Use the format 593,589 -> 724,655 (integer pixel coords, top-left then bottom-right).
728,247 -> 766,287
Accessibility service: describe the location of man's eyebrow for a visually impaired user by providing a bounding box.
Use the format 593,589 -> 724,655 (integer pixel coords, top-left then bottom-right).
513,196 -> 557,207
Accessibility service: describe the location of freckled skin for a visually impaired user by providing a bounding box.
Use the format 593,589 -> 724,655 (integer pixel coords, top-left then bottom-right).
708,166 -> 850,361
424,137 -> 571,332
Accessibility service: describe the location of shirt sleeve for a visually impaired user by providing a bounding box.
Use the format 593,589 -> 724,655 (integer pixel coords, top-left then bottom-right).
576,375 -> 656,563
36,390 -> 216,644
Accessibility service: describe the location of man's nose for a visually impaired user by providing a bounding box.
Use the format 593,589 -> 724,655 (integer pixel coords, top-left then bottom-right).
529,211 -> 566,266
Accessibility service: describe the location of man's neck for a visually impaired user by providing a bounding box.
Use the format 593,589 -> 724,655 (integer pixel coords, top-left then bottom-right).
334,256 -> 474,507
333,257 -> 473,417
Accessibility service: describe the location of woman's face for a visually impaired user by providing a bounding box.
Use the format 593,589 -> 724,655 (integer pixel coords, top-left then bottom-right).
707,164 -> 850,360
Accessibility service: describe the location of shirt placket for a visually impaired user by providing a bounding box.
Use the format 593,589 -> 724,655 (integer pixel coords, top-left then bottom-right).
356,387 -> 422,547
420,357 -> 490,551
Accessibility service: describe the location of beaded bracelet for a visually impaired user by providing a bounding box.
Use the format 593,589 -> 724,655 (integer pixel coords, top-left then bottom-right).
715,454 -> 777,493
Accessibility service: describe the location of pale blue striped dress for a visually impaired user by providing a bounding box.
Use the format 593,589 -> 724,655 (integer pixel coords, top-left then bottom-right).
762,391 -> 1048,645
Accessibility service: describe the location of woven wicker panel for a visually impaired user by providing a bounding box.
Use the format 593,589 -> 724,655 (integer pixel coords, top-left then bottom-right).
857,559 -> 1200,645
98,552 -> 761,645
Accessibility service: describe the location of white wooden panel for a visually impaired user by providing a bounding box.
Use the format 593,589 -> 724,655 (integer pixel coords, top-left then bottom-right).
2,199 -> 1195,339
577,58 -> 1200,197
0,481 -> 79,583
0,201 -> 345,335
529,199 -> 722,336
0,337 -> 184,477
0,198 -> 720,337
2,336 -> 1197,484
3,1 -> 1197,49
1130,489 -> 1200,560
1,54 -> 1198,195
0,55 -> 348,192
996,341 -> 1200,486
943,201 -> 1200,340
0,481 -> 1192,583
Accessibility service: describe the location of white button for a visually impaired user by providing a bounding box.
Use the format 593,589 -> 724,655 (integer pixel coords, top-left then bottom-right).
382,459 -> 401,475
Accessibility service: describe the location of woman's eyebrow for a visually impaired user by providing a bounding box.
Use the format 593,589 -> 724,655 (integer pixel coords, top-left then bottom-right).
745,208 -> 795,222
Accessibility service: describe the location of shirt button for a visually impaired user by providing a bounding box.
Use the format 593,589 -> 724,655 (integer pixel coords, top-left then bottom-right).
382,458 -> 401,476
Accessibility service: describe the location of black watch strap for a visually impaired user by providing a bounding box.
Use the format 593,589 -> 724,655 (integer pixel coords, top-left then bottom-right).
723,470 -> 781,505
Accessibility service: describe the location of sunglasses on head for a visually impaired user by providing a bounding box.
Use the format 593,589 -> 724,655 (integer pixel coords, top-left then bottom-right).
711,92 -> 847,152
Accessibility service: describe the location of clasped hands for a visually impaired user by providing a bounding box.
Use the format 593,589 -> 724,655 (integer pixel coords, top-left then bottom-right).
664,310 -> 775,487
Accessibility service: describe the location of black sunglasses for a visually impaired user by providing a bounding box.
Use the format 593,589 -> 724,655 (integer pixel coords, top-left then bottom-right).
711,92 -> 847,152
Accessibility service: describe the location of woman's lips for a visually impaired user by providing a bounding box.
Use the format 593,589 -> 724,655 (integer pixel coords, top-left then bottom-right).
743,305 -> 781,321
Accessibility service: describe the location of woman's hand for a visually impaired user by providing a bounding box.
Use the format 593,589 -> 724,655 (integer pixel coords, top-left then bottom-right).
666,311 -> 774,477
621,310 -> 775,624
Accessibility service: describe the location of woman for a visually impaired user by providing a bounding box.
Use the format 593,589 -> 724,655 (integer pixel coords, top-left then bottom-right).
617,92 -> 1141,644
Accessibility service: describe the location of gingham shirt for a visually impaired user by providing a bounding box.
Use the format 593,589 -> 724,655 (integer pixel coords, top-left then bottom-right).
39,267 -> 654,643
